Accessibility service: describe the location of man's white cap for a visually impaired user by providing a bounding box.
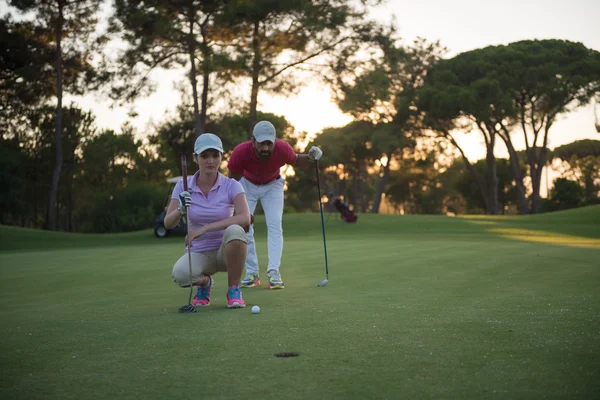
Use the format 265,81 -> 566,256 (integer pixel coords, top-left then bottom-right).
194,133 -> 224,154
253,121 -> 276,143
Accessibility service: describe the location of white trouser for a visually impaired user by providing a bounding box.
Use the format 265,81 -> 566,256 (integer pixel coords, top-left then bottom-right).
240,176 -> 285,274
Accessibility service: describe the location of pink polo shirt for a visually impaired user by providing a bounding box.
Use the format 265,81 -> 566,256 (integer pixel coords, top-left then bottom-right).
171,172 -> 245,252
227,139 -> 297,184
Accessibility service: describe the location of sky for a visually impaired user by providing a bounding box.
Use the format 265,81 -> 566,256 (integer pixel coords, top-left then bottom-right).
4,0 -> 600,161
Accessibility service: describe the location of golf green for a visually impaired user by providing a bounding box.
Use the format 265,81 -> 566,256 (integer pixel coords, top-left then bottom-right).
1,206 -> 599,399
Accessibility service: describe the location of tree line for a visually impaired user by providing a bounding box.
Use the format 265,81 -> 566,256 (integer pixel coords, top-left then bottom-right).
1,0 -> 599,232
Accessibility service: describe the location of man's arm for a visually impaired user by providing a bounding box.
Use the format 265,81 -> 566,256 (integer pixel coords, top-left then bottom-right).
294,154 -> 313,168
293,146 -> 323,168
226,144 -> 245,181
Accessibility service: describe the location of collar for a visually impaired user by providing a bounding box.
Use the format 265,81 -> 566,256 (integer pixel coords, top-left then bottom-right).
188,171 -> 224,193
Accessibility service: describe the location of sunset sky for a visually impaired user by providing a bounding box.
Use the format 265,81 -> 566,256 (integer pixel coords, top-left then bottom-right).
3,0 -> 599,161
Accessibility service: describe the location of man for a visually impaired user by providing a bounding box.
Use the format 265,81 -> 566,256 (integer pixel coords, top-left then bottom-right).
227,120 -> 323,289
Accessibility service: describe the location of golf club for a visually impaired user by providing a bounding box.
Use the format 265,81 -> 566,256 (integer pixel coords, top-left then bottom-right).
179,155 -> 196,313
315,161 -> 329,287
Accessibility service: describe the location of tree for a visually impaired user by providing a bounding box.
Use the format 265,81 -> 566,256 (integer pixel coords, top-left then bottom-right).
150,104 -> 198,177
419,50 -> 509,214
35,104 -> 97,231
109,0 -> 235,138
79,129 -> 139,191
0,17 -> 55,142
552,139 -> 600,204
223,0 -> 377,138
306,121 -> 376,212
381,136 -> 459,215
76,124 -> 168,232
0,103 -> 95,229
7,0 -> 103,230
0,141 -> 27,225
442,158 -> 525,214
384,152 -> 444,214
326,23 -> 445,213
549,178 -> 585,211
420,40 -> 600,214
496,40 -> 600,213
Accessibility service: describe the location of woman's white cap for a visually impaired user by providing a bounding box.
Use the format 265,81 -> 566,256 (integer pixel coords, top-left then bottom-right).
194,133 -> 224,154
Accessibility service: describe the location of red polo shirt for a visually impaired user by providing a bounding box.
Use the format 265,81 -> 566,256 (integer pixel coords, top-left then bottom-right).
228,139 -> 297,184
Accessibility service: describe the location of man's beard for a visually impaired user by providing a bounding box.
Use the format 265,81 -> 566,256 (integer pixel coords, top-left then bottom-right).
256,150 -> 271,161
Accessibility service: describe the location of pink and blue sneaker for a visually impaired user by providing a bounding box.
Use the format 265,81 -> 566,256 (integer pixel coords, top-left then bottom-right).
227,285 -> 246,308
192,276 -> 213,307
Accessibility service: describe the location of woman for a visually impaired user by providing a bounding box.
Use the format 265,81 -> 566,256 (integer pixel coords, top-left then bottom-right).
165,133 -> 251,308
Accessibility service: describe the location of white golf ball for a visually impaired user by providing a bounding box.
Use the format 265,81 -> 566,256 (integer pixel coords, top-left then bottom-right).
251,305 -> 260,314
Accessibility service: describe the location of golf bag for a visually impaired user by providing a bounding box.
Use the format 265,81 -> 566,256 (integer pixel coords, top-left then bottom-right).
333,198 -> 358,223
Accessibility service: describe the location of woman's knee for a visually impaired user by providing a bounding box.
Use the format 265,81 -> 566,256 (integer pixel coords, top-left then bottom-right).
224,224 -> 248,244
172,268 -> 189,287
172,261 -> 194,287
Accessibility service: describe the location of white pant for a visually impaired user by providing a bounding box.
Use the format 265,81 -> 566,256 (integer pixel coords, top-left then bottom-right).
240,176 -> 285,274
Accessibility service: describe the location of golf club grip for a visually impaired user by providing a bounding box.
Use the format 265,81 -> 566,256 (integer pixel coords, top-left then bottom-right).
181,155 -> 189,191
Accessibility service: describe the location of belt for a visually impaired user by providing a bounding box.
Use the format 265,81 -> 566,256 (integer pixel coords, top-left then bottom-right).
244,175 -> 281,186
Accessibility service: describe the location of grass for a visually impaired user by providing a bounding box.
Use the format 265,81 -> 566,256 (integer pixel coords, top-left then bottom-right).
1,206 -> 599,399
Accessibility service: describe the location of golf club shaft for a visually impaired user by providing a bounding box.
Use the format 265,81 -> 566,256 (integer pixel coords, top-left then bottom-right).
315,161 -> 329,278
182,155 -> 193,305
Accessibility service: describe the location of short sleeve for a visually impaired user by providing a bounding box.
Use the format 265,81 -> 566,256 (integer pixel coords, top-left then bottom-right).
227,145 -> 245,174
281,141 -> 297,165
228,178 -> 245,203
171,179 -> 184,200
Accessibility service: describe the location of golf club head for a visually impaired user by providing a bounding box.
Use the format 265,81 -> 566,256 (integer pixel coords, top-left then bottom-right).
317,279 -> 329,287
178,304 -> 197,313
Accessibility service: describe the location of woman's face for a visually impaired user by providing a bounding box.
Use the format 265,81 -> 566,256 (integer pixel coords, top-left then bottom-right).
195,149 -> 222,174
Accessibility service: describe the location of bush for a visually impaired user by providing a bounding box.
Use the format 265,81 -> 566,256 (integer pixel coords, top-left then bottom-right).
549,178 -> 585,211
0,145 -> 26,224
80,183 -> 165,233
539,198 -> 555,213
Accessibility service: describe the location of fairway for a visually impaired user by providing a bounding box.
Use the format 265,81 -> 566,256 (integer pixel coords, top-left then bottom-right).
1,207 -> 599,399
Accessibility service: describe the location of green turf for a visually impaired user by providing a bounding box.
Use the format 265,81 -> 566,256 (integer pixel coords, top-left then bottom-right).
1,206 -> 599,399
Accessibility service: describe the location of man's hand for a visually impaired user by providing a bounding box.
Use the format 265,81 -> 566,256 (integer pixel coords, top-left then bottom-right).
242,214 -> 255,233
177,191 -> 192,214
308,146 -> 323,161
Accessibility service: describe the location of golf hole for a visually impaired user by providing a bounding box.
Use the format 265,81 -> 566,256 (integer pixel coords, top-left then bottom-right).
274,352 -> 300,358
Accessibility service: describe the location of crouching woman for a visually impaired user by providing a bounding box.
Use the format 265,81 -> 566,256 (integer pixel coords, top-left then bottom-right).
164,133 -> 251,308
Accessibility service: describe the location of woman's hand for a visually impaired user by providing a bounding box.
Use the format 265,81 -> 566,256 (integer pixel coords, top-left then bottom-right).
177,191 -> 192,214
185,226 -> 207,246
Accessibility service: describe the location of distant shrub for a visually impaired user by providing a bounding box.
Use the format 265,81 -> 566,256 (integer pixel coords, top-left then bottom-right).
80,183 -> 165,233
283,204 -> 297,214
539,198 -> 554,213
549,178 -> 585,211
0,145 -> 26,224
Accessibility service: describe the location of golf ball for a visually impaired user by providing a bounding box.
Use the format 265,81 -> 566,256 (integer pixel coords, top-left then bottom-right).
252,305 -> 260,314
